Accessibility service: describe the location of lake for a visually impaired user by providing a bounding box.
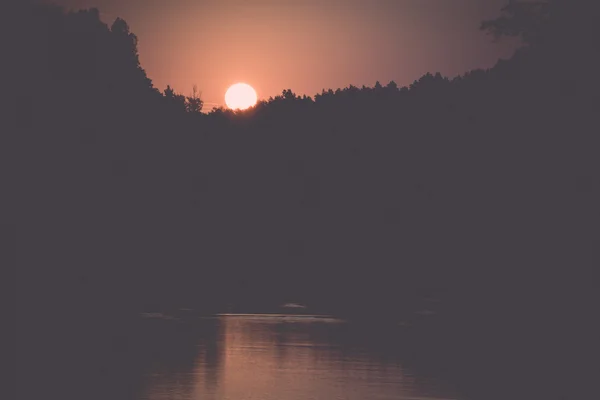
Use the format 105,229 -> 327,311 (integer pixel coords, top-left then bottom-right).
16,309 -> 580,400
135,314 -> 459,400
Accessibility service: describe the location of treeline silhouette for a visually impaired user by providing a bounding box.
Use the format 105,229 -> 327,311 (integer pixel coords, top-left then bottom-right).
15,1 -> 597,399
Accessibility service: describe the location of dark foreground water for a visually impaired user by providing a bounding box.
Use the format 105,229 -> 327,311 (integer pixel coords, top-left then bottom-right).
17,310 -> 589,400
135,314 -> 458,400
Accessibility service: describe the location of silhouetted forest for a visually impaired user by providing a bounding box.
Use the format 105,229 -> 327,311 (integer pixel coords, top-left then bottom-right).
14,1 -> 598,399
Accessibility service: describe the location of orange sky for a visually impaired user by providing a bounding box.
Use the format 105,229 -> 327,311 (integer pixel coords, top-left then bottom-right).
41,0 -> 518,110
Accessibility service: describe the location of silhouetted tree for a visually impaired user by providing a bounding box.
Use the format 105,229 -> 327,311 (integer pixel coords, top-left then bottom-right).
109,17 -> 155,93
481,0 -> 599,52
481,0 -> 551,45
163,85 -> 187,112
186,85 -> 203,113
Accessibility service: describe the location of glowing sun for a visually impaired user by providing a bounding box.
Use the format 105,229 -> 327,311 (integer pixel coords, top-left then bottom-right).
225,83 -> 258,110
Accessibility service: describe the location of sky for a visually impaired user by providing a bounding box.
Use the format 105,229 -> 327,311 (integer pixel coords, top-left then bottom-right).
39,0 -> 518,110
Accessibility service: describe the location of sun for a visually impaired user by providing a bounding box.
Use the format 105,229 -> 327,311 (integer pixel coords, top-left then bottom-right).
225,83 -> 258,110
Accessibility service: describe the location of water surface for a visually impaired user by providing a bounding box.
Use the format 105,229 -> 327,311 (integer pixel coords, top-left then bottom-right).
137,314 -> 458,400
